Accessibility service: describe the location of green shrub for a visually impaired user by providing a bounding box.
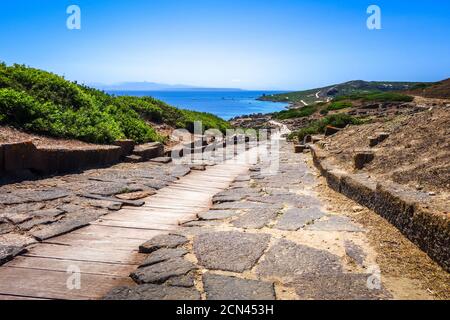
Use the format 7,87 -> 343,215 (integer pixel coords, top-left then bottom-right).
289,114 -> 363,141
0,63 -> 230,144
274,105 -> 317,120
327,101 -> 353,111
335,92 -> 413,102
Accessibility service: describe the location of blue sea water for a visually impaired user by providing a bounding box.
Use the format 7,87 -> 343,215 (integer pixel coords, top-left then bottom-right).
107,90 -> 289,120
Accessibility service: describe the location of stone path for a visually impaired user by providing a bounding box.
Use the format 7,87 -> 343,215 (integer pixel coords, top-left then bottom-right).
104,138 -> 448,300
0,148 -> 257,300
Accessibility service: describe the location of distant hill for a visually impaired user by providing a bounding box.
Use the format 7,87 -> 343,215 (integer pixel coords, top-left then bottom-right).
402,78 -> 450,99
92,82 -> 242,92
258,80 -> 424,105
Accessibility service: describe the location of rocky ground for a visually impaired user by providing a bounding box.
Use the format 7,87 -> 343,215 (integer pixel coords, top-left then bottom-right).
104,141 -> 450,300
323,106 -> 450,195
0,157 -> 192,264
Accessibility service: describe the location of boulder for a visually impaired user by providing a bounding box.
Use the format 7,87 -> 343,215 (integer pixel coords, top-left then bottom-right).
324,126 -> 342,137
133,143 -> 164,160
294,145 -> 307,153
114,140 -> 135,158
354,151 -> 375,170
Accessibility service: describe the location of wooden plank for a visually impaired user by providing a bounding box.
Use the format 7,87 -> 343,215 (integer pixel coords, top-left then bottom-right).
0,294 -> 49,300
5,256 -> 138,277
91,220 -> 180,231
25,243 -> 145,265
100,212 -> 196,224
70,225 -> 166,240
44,233 -> 144,252
0,267 -> 134,300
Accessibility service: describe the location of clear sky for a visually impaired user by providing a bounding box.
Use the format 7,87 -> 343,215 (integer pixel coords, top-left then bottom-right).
1,0 -> 449,90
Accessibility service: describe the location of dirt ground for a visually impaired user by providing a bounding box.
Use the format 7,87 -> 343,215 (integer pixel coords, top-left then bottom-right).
324,106 -> 450,194
0,126 -> 112,150
315,176 -> 450,300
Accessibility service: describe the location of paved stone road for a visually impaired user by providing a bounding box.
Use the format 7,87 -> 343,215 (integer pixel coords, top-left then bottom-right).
105,139 -> 450,300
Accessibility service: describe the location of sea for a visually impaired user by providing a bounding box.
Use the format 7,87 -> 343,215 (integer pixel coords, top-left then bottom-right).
107,90 -> 289,120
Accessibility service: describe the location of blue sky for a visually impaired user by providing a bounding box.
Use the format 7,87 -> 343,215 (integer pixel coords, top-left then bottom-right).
1,0 -> 449,90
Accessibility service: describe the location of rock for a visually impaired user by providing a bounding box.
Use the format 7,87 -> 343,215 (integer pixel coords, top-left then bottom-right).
294,273 -> 390,300
19,215 -> 61,232
190,165 -> 206,171
369,133 -> 390,147
144,180 -> 169,190
257,240 -> 342,282
115,190 -> 156,201
131,258 -> 197,284
166,272 -> 196,288
305,216 -> 363,232
139,234 -> 188,254
140,248 -> 188,268
0,233 -> 37,247
275,207 -> 326,231
294,145 -> 307,154
234,175 -> 251,182
0,222 -> 14,235
79,193 -> 145,207
113,140 -> 135,158
0,245 -> 26,266
303,135 -> 313,144
133,142 -> 164,160
170,165 -> 191,178
324,126 -> 342,137
150,157 -> 172,164
0,189 -> 71,205
232,208 -> 280,229
86,200 -> 122,211
354,151 -> 375,170
124,155 -> 143,163
0,203 -> 45,224
212,194 -> 244,204
344,240 -> 367,266
86,181 -> 142,196
203,273 -> 275,300
104,284 -> 201,300
194,231 -> 271,272
198,210 -> 239,221
31,216 -> 91,241
212,201 -> 266,210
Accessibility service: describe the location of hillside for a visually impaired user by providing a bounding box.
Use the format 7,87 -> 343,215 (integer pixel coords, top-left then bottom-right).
402,78 -> 450,99
258,80 -> 423,105
0,63 -> 230,145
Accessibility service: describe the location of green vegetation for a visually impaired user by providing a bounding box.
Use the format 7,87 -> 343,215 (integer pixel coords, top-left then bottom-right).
326,101 -> 353,111
273,105 -> 318,120
334,92 -> 414,102
0,63 -> 230,144
288,114 -> 363,141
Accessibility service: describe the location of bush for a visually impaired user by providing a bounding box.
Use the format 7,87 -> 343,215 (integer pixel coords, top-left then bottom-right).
327,101 -> 353,111
289,114 -> 363,141
335,92 -> 413,102
274,105 -> 317,120
0,63 -> 231,144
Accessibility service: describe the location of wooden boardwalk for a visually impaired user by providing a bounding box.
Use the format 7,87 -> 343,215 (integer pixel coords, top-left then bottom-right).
0,153 -> 254,300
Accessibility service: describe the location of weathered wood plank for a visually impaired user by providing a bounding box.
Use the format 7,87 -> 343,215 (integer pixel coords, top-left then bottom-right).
5,256 -> 138,277
25,243 -> 145,265
0,267 -> 134,300
70,225 -> 165,240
